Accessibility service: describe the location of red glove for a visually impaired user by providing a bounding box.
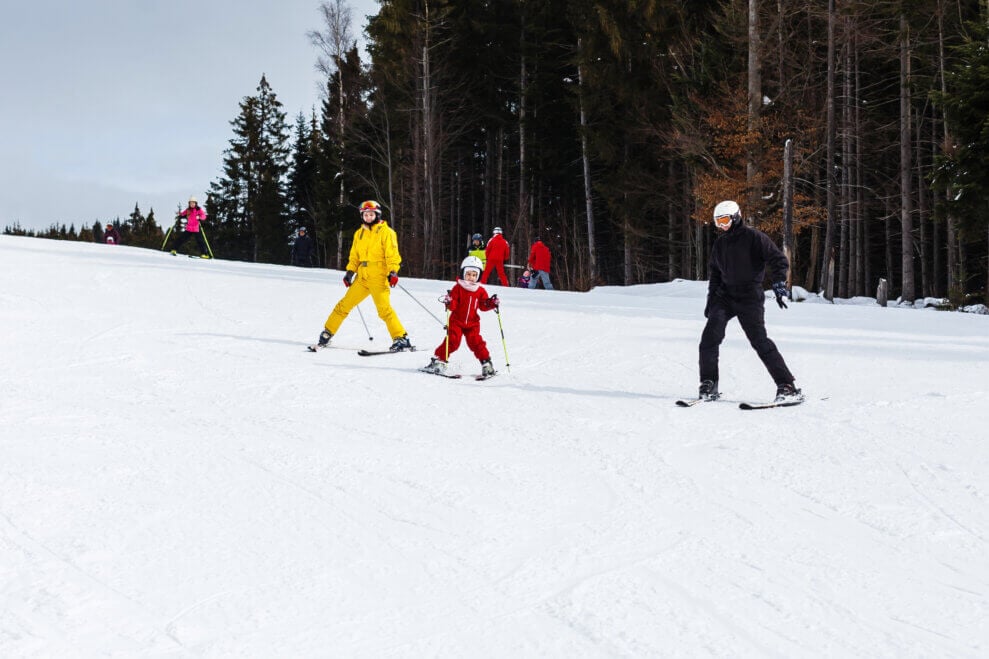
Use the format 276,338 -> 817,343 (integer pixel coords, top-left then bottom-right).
489,294 -> 500,308
388,271 -> 399,288
343,270 -> 355,287
439,293 -> 452,308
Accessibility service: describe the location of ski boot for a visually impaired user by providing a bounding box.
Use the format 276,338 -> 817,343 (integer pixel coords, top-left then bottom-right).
389,334 -> 413,352
422,357 -> 447,374
316,330 -> 333,348
774,382 -> 804,403
699,380 -> 720,401
480,359 -> 496,377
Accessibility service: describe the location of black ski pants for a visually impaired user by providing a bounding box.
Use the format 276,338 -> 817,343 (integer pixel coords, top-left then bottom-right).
699,296 -> 794,386
171,230 -> 209,255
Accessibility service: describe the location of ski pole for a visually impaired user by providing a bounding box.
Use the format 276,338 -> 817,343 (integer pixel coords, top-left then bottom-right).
356,303 -> 373,341
444,306 -> 452,361
200,227 -> 215,259
160,225 -> 174,251
495,307 -> 510,373
397,282 -> 446,327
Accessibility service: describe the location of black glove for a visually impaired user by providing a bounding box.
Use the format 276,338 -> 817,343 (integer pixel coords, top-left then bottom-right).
772,281 -> 789,309
343,270 -> 355,287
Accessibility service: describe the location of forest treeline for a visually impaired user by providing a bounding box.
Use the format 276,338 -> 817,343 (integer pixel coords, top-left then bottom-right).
7,0 -> 989,304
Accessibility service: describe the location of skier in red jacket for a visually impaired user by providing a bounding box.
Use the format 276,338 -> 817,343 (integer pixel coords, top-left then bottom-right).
527,237 -> 553,289
421,255 -> 499,377
480,227 -> 510,286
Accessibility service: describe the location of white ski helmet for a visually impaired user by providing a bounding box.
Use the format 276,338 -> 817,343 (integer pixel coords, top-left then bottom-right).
460,255 -> 483,278
712,200 -> 741,230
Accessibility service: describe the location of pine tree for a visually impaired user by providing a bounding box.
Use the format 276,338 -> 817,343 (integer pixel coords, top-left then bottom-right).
210,75 -> 292,263
932,17 -> 989,302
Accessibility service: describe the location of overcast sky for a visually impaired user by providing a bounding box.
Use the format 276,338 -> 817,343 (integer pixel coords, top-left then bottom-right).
0,0 -> 378,231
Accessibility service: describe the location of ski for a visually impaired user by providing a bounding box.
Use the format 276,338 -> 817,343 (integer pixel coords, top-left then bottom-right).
358,348 -> 416,356
739,398 -> 804,410
418,368 -> 461,379
307,344 -> 335,352
305,343 -> 364,352
675,396 -> 721,407
474,372 -> 496,381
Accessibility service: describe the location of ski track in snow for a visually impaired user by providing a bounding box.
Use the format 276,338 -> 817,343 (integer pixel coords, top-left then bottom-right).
1,236 -> 988,657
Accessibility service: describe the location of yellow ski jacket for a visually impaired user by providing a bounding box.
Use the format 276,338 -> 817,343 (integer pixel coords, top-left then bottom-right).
346,220 -> 402,279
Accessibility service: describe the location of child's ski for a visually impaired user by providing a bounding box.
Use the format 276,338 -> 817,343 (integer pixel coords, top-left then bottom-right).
418,368 -> 461,379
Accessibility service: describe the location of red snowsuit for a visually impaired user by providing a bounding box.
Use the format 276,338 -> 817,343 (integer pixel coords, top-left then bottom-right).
481,233 -> 510,286
435,280 -> 498,362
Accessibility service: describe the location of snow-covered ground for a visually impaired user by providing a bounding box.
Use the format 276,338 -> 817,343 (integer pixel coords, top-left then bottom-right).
2,235 -> 987,658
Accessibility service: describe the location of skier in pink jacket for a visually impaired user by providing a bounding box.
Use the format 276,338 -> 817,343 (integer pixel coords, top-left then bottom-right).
168,196 -> 210,258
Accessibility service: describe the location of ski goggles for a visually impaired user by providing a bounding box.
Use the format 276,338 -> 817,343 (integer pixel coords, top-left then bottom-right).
713,214 -> 734,229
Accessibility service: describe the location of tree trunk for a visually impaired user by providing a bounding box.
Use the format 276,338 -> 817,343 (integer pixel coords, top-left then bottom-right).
783,138 -> 794,289
519,29 -> 529,235
821,0 -> 837,300
839,15 -> 851,299
805,224 -> 819,290
855,39 -> 865,296
747,0 -> 762,215
937,0 -> 960,298
577,38 -> 597,285
916,109 -> 930,298
899,12 -> 915,303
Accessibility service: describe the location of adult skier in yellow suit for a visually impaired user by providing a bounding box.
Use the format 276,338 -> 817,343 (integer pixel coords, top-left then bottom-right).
311,200 -> 413,352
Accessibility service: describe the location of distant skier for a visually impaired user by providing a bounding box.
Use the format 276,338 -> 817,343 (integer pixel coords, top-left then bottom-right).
468,233 -> 486,267
526,237 -> 553,289
698,200 -> 801,403
421,255 -> 498,377
310,200 -> 412,352
481,227 -> 510,286
291,226 -> 315,267
103,223 -> 121,245
168,196 -> 210,258
517,268 -> 531,289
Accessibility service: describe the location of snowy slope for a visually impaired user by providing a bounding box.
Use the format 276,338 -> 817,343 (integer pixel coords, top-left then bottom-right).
1,235 -> 987,658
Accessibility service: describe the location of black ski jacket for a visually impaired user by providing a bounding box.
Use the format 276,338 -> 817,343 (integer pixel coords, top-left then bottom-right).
292,234 -> 315,266
707,223 -> 788,303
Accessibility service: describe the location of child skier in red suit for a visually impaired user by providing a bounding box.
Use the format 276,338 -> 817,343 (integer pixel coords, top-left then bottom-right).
421,255 -> 499,377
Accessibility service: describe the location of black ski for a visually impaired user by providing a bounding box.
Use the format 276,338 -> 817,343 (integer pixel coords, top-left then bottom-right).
474,372 -> 496,381
358,348 -> 416,356
739,399 -> 804,410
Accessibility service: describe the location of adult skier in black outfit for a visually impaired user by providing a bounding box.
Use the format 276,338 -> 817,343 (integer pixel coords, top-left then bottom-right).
291,227 -> 315,267
698,200 -> 802,403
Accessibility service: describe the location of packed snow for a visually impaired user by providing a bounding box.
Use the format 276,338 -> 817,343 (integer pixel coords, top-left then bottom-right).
1,235 -> 987,657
